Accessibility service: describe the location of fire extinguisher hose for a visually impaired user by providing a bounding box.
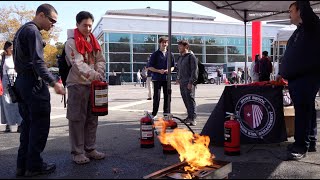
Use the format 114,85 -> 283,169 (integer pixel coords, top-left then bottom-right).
172,116 -> 195,135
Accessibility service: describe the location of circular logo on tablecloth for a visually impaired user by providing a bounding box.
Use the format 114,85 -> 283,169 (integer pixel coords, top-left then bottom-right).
235,94 -> 276,138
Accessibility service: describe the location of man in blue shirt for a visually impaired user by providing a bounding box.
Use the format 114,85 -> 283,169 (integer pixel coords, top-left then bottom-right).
148,36 -> 175,117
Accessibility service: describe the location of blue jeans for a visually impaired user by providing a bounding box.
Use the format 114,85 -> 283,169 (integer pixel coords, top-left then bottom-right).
15,74 -> 51,171
180,83 -> 196,119
288,76 -> 319,153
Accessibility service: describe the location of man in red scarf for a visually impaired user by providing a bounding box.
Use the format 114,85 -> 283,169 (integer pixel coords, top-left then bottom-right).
64,11 -> 106,165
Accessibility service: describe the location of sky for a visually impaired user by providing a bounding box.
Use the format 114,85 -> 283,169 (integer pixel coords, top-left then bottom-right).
0,1 -> 241,43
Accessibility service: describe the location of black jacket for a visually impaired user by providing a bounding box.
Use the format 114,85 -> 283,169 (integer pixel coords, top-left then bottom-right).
13,22 -> 56,86
279,1 -> 320,80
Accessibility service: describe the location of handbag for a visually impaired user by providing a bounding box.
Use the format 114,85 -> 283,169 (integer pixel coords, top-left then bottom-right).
6,72 -> 21,103
283,88 -> 292,106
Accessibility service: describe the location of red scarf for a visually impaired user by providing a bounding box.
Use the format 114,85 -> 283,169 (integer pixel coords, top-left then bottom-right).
74,28 -> 101,55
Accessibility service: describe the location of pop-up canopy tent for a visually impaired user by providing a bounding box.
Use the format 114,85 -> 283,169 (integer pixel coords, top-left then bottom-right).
166,1 -> 320,112
190,1 -> 320,83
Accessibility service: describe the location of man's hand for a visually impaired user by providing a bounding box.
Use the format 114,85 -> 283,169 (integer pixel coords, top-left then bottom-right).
54,82 -> 66,95
94,72 -> 103,81
175,79 -> 180,85
187,83 -> 193,90
158,69 -> 165,74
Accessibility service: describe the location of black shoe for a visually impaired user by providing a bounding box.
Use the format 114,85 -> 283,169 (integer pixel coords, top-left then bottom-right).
147,98 -> 151,100
308,145 -> 317,152
4,125 -> 11,133
24,162 -> 56,177
17,125 -> 21,133
286,151 -> 307,161
287,143 -> 317,152
16,168 -> 25,177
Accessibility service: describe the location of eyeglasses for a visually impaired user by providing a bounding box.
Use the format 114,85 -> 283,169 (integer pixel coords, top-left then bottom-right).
46,15 -> 57,24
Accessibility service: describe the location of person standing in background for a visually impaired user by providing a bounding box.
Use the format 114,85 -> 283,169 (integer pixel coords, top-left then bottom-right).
0,41 -> 23,133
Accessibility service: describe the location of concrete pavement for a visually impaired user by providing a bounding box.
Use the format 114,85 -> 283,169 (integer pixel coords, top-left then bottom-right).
0,83 -> 320,179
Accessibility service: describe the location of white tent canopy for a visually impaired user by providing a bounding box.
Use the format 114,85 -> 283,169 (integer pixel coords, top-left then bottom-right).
274,25 -> 296,41
193,1 -> 320,22
192,1 -> 320,83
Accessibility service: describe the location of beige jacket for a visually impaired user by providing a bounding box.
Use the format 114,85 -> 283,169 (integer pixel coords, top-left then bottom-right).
65,29 -> 106,86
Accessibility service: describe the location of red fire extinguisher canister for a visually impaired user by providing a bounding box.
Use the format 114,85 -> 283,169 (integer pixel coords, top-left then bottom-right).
161,114 -> 178,154
90,80 -> 108,116
224,113 -> 240,156
140,111 -> 155,148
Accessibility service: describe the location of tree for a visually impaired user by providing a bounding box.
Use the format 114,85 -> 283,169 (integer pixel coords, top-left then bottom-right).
0,5 -> 61,63
44,44 -> 58,67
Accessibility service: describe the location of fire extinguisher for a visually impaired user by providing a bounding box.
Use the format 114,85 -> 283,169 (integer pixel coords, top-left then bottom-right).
90,80 -> 108,116
161,114 -> 178,154
140,111 -> 154,148
224,112 -> 240,156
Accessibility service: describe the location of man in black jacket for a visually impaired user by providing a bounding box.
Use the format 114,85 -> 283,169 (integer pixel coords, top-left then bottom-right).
276,1 -> 320,161
13,4 -> 65,177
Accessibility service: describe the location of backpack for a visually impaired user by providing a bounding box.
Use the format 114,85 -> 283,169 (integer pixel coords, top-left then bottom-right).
57,42 -> 71,87
188,54 -> 208,85
57,38 -> 74,87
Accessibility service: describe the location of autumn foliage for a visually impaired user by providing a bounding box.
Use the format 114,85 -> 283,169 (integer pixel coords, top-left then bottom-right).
0,5 -> 61,67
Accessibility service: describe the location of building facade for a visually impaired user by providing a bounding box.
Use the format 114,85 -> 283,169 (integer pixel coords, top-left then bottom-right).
92,8 -> 286,82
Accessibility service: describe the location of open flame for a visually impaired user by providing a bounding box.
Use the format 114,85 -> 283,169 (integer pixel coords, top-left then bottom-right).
155,117 -> 214,172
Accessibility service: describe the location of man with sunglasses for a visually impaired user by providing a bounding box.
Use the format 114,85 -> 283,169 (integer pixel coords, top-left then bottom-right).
13,3 -> 65,177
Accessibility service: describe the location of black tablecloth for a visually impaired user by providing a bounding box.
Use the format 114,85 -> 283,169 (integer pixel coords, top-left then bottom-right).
201,85 -> 287,146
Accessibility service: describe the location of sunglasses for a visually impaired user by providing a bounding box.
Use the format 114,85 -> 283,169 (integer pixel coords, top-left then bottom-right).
46,15 -> 57,24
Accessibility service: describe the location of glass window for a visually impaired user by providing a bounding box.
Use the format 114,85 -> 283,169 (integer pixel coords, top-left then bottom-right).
227,46 -> 242,54
181,35 -> 204,44
133,34 -> 157,43
228,46 -> 252,55
109,33 -> 130,43
206,46 -> 225,54
189,45 -> 203,54
117,72 -> 131,82
169,45 -> 179,54
205,36 -> 226,45
133,54 -> 151,63
109,53 -> 130,62
133,44 -> 156,53
206,55 -> 225,63
228,55 -> 247,62
109,43 -> 130,52
226,37 -> 252,46
109,62 -> 131,72
133,63 -> 147,73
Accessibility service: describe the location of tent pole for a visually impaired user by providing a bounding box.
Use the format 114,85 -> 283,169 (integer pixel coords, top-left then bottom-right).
167,1 -> 172,113
244,10 -> 248,84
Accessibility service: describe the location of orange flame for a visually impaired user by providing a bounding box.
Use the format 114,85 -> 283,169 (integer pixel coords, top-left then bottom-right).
155,117 -> 214,171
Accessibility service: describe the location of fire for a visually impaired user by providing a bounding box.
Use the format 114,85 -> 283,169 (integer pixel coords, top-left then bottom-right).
155,117 -> 214,172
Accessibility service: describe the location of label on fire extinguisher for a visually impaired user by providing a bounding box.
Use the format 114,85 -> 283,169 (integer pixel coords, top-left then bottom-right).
94,89 -> 108,106
141,131 -> 153,138
224,128 -> 232,142
141,125 -> 153,131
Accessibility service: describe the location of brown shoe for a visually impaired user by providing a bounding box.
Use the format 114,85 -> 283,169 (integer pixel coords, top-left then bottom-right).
85,150 -> 106,160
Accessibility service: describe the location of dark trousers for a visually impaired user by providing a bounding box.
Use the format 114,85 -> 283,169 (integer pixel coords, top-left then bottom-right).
180,83 -> 196,119
15,74 -> 51,171
259,74 -> 270,81
288,76 -> 319,153
152,81 -> 169,116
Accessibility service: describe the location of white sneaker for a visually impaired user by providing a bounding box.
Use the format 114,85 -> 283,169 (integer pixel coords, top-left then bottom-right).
150,115 -> 157,120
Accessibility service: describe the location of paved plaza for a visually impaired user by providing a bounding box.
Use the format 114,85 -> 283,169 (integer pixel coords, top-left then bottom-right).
0,83 -> 320,179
